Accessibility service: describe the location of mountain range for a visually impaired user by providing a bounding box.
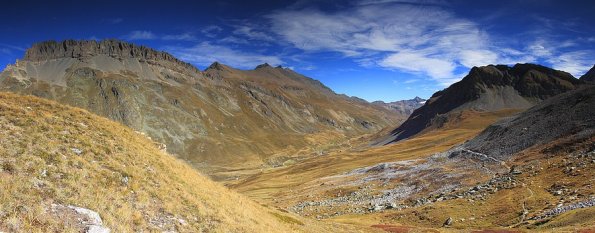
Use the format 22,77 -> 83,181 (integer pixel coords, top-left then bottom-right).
372,96 -> 426,116
0,39 -> 401,179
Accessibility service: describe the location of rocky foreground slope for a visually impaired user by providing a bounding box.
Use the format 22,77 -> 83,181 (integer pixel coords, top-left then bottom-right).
377,64 -> 585,145
0,92 -> 365,233
0,39 -> 401,178
461,85 -> 595,159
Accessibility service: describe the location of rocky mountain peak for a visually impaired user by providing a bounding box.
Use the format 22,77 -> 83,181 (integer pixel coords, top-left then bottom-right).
580,65 -> 595,82
255,63 -> 272,69
377,63 -> 585,145
205,61 -> 229,71
24,39 -> 200,74
372,97 -> 427,116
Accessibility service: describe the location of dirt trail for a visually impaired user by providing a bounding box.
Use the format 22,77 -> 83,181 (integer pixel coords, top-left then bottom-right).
463,148 -> 534,227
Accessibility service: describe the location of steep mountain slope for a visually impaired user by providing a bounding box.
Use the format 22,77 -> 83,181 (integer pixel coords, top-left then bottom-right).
377,64 -> 584,145
461,85 -> 595,159
0,39 -> 401,178
0,92 -> 366,233
372,97 -> 426,116
580,65 -> 595,82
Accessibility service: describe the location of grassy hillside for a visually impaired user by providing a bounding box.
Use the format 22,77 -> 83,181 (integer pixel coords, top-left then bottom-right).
0,92 -> 368,232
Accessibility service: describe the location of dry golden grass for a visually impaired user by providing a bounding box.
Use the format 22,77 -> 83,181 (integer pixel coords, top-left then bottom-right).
0,92 -> 371,233
231,109 -> 520,203
328,136 -> 595,232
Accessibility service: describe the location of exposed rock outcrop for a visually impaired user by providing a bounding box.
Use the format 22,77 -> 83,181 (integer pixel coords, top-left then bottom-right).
24,39 -> 200,75
51,204 -> 110,233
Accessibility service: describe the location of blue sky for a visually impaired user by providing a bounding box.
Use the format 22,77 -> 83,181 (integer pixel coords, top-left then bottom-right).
1,0 -> 594,102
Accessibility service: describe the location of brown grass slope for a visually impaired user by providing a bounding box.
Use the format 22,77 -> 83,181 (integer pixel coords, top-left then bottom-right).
0,39 -> 401,180
0,92 -> 371,233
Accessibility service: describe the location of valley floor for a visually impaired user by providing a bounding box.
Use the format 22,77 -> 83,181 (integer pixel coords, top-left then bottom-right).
228,109 -> 595,232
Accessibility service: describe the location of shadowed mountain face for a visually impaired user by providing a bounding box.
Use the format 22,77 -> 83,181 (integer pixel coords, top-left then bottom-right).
0,39 -> 402,177
372,97 -> 426,116
580,65 -> 595,82
377,64 -> 585,145
462,85 -> 595,159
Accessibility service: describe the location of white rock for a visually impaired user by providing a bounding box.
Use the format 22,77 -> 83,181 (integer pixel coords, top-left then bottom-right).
66,205 -> 110,233
87,225 -> 110,233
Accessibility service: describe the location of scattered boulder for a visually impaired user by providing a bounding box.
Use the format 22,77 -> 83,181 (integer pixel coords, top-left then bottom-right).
71,148 -> 83,155
443,217 -> 453,227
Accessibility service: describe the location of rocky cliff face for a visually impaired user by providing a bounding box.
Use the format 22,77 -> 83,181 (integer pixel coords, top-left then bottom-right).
377,63 -> 585,145
0,39 -> 402,179
373,97 -> 426,116
23,39 -> 200,75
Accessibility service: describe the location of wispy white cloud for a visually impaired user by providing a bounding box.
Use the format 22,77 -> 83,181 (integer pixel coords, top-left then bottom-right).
300,65 -> 316,70
548,51 -> 593,77
201,25 -> 223,38
380,51 -> 457,83
220,36 -> 250,44
265,3 -> 593,84
267,4 -> 506,84
123,30 -> 157,40
164,42 -> 282,69
123,30 -> 197,41
0,43 -> 26,52
356,0 -> 448,6
458,50 -> 499,68
524,35 -> 594,76
163,33 -> 196,41
233,25 -> 275,42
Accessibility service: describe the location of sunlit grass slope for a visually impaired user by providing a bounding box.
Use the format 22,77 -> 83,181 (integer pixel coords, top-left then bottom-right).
0,92 -> 366,233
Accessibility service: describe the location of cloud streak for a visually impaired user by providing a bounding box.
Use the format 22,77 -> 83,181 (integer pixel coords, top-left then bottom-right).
265,3 -> 593,84
123,30 -> 157,40
123,30 -> 197,41
266,4 -> 505,84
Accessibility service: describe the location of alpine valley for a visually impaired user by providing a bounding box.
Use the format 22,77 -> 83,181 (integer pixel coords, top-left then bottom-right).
1,39 -> 593,232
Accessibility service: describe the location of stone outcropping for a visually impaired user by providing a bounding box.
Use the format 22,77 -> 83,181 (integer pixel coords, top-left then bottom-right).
51,204 -> 110,233
23,39 -> 200,75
